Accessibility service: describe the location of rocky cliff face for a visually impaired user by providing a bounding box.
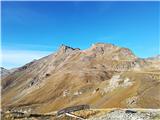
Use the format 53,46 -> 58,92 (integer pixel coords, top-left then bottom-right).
2,43 -> 160,113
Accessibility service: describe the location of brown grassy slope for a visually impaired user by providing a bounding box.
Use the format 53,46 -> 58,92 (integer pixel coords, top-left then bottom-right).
2,43 -> 160,113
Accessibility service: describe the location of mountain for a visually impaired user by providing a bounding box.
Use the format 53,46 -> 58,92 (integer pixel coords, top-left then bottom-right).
2,43 -> 160,113
0,67 -> 11,79
147,55 -> 160,61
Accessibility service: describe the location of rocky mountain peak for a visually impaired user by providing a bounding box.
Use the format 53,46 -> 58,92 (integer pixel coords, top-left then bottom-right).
58,44 -> 80,53
90,42 -> 118,51
89,43 -> 136,59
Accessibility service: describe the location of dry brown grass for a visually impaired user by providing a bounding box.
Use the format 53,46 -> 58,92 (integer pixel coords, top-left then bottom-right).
2,44 -> 160,113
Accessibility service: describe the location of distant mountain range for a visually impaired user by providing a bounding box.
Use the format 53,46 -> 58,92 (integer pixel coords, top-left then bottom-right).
1,43 -> 160,113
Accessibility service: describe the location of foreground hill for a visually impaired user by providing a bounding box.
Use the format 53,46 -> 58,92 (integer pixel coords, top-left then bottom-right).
2,43 -> 160,113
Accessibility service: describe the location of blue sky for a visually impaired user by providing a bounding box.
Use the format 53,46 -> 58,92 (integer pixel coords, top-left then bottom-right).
1,1 -> 160,69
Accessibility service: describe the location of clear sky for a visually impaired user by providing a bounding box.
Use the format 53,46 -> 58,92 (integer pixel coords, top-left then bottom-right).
1,1 -> 160,69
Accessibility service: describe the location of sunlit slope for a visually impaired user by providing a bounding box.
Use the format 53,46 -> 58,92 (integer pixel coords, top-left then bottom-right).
2,43 -> 160,113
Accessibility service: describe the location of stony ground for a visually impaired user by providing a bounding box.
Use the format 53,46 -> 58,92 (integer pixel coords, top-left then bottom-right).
88,109 -> 160,120
2,109 -> 160,120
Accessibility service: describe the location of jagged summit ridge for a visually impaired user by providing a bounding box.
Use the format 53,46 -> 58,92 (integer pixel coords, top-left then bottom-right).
58,44 -> 80,53
57,43 -> 136,60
